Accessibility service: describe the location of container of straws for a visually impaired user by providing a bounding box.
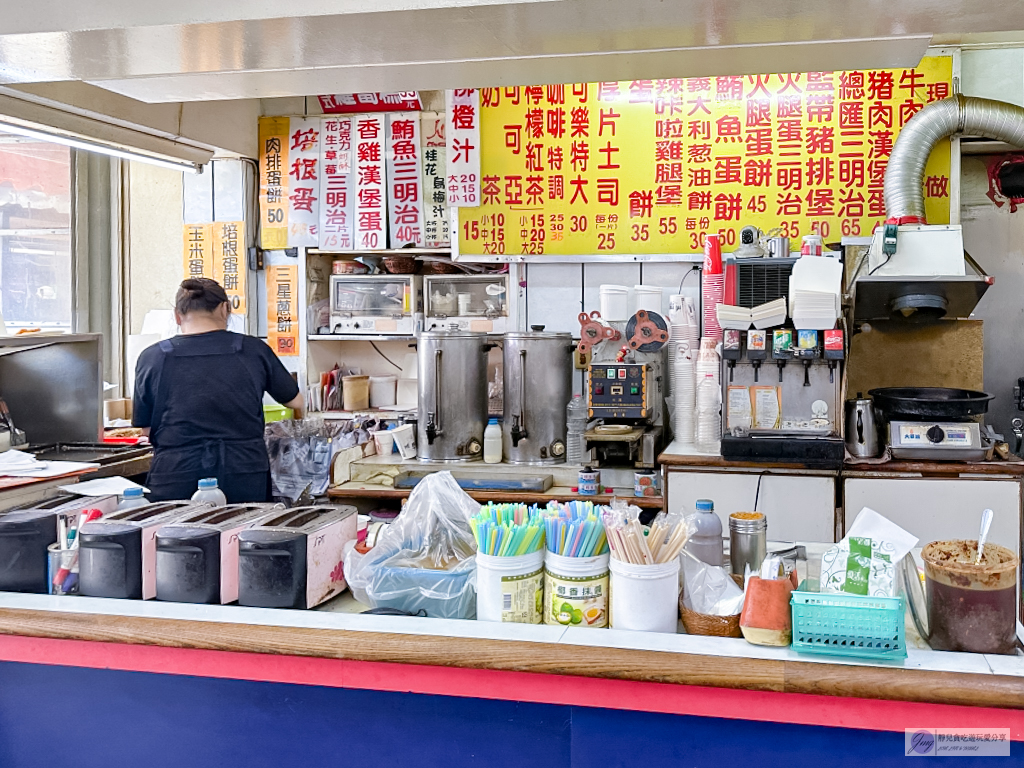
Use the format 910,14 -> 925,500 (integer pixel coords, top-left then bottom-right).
471,503 -> 545,623
542,501 -> 610,627
602,505 -> 691,633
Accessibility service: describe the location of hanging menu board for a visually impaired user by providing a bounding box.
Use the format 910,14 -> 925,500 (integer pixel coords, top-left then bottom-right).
456,56 -> 953,257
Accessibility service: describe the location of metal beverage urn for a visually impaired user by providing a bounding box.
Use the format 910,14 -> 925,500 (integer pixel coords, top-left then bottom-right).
418,329 -> 492,462
503,327 -> 574,464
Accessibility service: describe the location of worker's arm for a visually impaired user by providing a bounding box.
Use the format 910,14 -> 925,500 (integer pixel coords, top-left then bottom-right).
283,393 -> 306,420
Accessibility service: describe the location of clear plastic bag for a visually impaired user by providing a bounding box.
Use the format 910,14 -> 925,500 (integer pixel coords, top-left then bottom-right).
265,418 -> 335,502
345,471 -> 479,618
681,552 -> 745,616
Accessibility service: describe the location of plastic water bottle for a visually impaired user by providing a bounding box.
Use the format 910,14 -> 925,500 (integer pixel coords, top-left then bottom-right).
191,478 -> 227,506
566,394 -> 588,465
483,418 -> 502,464
684,499 -> 724,566
116,487 -> 149,512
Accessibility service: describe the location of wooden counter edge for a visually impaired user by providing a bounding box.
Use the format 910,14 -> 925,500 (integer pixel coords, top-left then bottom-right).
0,607 -> 1020,710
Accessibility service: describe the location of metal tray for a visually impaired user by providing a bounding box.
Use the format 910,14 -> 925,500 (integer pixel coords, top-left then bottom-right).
26,442 -> 151,465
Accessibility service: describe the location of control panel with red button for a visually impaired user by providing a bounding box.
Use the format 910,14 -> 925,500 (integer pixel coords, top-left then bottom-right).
587,363 -> 649,419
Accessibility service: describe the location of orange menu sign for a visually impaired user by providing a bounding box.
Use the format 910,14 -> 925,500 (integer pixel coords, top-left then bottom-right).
266,264 -> 299,357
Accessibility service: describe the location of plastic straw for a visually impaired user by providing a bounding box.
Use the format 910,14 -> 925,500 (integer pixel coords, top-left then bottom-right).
471,503 -> 545,556
542,501 -> 608,557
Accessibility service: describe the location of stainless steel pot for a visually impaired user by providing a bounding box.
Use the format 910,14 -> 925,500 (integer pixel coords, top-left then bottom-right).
502,327 -> 574,464
845,395 -> 881,458
418,330 -> 491,462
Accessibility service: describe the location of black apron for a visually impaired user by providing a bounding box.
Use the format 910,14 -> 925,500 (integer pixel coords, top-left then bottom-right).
146,336 -> 272,503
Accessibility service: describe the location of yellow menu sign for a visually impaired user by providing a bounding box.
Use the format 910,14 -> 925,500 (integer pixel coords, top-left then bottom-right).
213,221 -> 246,314
182,223 -> 214,280
458,56 -> 952,256
267,264 -> 299,357
259,117 -> 290,250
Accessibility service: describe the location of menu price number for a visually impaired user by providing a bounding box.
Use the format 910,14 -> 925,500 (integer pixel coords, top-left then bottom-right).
276,337 -> 296,354
464,213 -> 507,255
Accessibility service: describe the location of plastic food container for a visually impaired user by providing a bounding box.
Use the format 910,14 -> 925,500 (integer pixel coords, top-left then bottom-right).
476,550 -> 545,623
342,375 -> 370,411
633,285 -> 662,313
369,375 -> 398,408
263,404 -> 294,423
544,551 -> 610,627
599,285 -> 630,322
922,540 -> 1019,654
609,556 -> 680,633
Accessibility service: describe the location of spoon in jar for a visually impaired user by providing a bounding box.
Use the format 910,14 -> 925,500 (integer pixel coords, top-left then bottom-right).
975,508 -> 994,565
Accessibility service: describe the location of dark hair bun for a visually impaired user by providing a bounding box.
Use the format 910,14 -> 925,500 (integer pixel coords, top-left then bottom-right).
175,278 -> 229,316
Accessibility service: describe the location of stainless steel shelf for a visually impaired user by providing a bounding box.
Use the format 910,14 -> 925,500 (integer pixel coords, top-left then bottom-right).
308,334 -> 417,342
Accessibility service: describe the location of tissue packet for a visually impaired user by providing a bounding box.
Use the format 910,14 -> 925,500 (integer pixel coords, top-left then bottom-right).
820,536 -> 896,596
820,507 -> 919,597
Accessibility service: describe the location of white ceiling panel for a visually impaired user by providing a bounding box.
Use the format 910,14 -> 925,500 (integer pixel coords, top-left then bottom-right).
90,36 -> 933,103
0,1 -> 1020,103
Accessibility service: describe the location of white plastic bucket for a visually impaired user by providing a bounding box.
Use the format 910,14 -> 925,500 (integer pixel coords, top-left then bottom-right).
369,375 -> 398,408
633,285 -> 662,314
476,549 -> 545,623
599,284 -> 630,321
609,557 -> 681,633
544,551 -> 610,627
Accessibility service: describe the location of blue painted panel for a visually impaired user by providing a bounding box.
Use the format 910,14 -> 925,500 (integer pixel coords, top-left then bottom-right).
0,662 -> 1017,768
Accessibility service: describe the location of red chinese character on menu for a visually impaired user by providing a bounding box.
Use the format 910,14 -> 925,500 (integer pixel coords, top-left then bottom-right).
689,168 -> 711,187
806,157 -> 834,186
451,104 -> 477,130
715,115 -> 742,143
358,142 -> 381,163
925,175 -> 949,197
547,146 -> 563,170
839,71 -> 865,100
744,159 -> 772,187
548,175 -> 564,200
629,190 -> 653,218
357,120 -> 381,140
839,158 -> 865,188
599,109 -> 620,136
547,108 -> 566,138
656,184 -> 682,206
715,76 -> 743,102
290,187 -> 317,212
525,108 -> 544,139
525,176 -> 544,205
597,178 -> 619,205
570,141 -> 589,172
714,156 -> 741,184
869,130 -> 894,158
629,80 -> 654,103
290,129 -> 319,151
597,141 -> 620,169
525,85 -> 544,105
525,142 -> 544,172
569,175 -> 589,204
714,193 -> 742,221
867,71 -> 894,100
481,176 -> 500,205
838,189 -> 865,217
358,188 -> 382,209
806,126 -> 834,154
899,70 -> 925,98
598,82 -> 621,102
452,137 -> 476,163
359,165 -> 382,185
290,158 -> 317,180
899,99 -> 924,126
546,84 -> 565,104
745,128 -> 773,157
570,107 -> 590,137
926,82 -> 950,102
869,101 -> 893,128
747,75 -> 772,99
776,192 -> 802,216
688,191 -> 712,210
839,101 -> 865,129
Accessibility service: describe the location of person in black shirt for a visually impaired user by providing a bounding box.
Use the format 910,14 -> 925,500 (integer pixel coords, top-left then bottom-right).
133,278 -> 304,502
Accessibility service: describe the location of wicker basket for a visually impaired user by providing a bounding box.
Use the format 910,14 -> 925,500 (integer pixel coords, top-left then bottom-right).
420,258 -> 462,274
382,255 -> 419,274
679,596 -> 742,637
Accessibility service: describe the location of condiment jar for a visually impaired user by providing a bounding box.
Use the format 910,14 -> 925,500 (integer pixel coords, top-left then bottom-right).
729,512 -> 767,576
684,499 -> 723,566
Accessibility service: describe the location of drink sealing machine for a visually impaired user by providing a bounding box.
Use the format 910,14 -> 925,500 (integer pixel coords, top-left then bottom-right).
579,309 -> 669,468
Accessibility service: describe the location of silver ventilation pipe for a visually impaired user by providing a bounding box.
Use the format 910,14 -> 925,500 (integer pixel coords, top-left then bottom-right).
886,94 -> 1024,222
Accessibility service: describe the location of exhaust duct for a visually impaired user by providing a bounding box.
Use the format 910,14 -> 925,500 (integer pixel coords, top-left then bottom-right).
886,94 -> 1024,222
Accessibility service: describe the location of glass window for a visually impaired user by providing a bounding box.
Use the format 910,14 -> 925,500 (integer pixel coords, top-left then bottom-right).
0,135 -> 73,332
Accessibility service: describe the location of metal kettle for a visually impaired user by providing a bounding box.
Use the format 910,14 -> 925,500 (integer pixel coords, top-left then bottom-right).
845,394 -> 880,458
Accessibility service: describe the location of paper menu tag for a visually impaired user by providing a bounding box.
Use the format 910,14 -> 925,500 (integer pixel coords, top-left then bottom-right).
752,386 -> 781,429
726,386 -> 752,430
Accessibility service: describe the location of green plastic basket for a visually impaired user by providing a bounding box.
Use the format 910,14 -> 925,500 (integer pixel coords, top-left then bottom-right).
791,581 -> 907,661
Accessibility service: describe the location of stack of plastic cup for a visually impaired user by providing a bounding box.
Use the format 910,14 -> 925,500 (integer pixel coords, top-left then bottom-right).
701,235 -> 724,340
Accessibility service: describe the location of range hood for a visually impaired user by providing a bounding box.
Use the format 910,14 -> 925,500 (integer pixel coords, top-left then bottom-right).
852,94 -> 1024,322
